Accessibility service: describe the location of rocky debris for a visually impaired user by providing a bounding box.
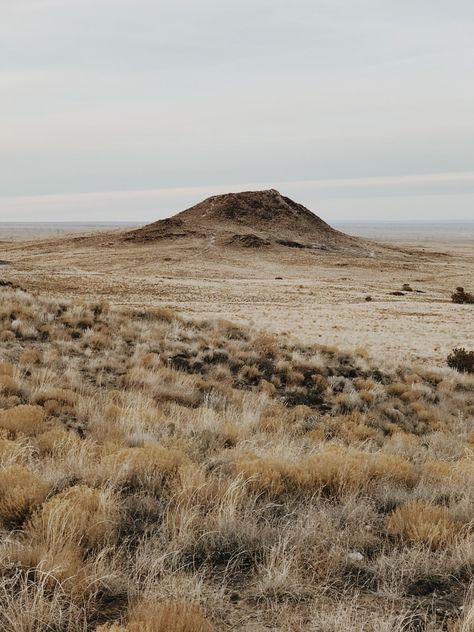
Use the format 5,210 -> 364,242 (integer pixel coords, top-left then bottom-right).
227,234 -> 271,248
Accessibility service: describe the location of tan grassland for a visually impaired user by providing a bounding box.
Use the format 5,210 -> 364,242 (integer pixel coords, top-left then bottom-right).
0,217 -> 473,631
1,222 -> 473,365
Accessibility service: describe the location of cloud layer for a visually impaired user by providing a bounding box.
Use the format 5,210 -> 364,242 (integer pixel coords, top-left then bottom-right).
1,1 -> 473,220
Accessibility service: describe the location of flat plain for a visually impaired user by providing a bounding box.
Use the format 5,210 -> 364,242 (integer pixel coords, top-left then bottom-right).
1,218 -> 473,366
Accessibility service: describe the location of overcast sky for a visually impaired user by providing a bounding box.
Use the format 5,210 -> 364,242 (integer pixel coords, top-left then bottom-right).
1,0 -> 474,222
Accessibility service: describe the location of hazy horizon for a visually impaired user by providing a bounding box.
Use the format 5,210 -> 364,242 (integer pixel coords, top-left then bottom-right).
2,218 -> 474,245
2,1 -> 474,221
2,215 -> 474,226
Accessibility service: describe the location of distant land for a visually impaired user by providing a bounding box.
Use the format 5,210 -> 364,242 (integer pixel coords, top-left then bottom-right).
1,219 -> 473,241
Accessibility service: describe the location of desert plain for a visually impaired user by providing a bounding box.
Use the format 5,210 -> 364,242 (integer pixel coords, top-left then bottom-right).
0,191 -> 473,631
1,198 -> 473,367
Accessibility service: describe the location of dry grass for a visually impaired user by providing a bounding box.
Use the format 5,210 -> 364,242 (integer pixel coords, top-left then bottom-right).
98,444 -> 190,492
0,465 -> 49,527
0,284 -> 473,630
27,485 -> 120,552
97,600 -> 214,632
386,500 -> 464,549
0,405 -> 46,437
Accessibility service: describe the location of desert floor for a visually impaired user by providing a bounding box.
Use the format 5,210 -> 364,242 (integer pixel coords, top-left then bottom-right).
1,225 -> 473,366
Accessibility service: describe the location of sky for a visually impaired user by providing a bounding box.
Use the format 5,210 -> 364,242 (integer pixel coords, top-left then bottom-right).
1,0 -> 474,222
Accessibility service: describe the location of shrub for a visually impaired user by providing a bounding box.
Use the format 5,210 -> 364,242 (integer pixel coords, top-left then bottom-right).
447,348 -> 474,374
451,287 -> 474,304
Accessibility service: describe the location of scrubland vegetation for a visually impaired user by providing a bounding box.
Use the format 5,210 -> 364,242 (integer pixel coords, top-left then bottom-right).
451,287 -> 474,305
448,348 -> 474,375
0,283 -> 473,630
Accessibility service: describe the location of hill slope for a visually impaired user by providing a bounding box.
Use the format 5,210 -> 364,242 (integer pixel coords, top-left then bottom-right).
124,189 -> 366,252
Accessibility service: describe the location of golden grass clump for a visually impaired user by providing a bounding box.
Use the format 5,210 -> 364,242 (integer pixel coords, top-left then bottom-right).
133,305 -> 177,323
238,446 -> 418,498
386,382 -> 407,397
253,330 -> 278,357
0,362 -> 15,376
86,332 -> 110,350
97,600 -> 214,632
100,444 -> 190,492
2,540 -> 100,601
369,453 -> 419,488
297,446 -> 372,495
340,420 -> 379,444
239,364 -> 262,383
423,459 -> 474,486
141,352 -> 161,369
332,417 -> 379,443
300,447 -> 418,494
0,404 -> 46,436
386,500 -> 464,549
237,454 -> 290,496
19,348 -> 42,365
32,387 -> 78,406
0,465 -> 50,527
0,374 -> 20,396
27,485 -> 120,551
0,437 -> 28,465
34,427 -> 82,456
0,330 -> 16,341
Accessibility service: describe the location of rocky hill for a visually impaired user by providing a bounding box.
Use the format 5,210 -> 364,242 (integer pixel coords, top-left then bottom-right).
124,189 -> 365,252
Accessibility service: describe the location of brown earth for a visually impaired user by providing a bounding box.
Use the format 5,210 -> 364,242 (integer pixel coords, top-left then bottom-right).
123,189 -> 379,254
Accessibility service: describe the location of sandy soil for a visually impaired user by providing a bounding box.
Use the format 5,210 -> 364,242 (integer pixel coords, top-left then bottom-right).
1,227 -> 472,365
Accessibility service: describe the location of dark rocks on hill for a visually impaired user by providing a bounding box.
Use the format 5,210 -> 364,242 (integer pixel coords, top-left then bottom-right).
227,234 -> 271,248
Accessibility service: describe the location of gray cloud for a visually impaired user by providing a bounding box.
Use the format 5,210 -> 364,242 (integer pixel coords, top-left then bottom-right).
1,1 -> 473,219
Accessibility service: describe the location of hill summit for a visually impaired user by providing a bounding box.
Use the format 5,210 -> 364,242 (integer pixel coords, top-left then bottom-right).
124,189 -> 361,251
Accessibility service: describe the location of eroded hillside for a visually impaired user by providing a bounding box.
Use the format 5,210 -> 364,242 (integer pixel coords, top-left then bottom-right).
122,190 -> 381,257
